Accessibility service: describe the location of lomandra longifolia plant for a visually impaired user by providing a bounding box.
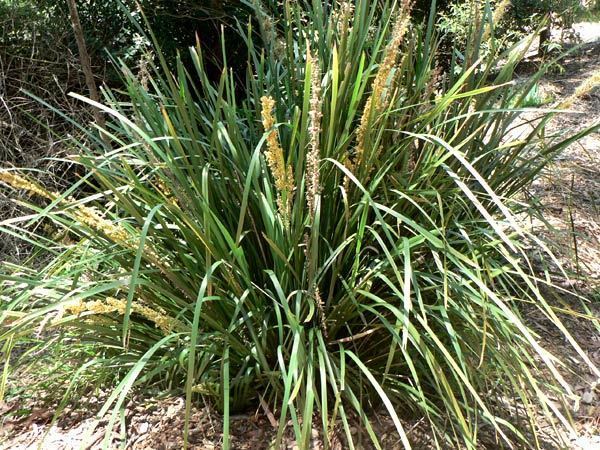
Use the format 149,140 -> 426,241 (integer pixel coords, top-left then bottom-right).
1,0 -> 599,448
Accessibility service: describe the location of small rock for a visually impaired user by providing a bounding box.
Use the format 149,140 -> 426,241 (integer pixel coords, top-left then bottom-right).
582,391 -> 596,404
138,422 -> 149,434
573,435 -> 600,450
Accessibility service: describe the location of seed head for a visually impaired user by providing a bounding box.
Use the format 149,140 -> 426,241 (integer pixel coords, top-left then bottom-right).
260,95 -> 295,227
335,1 -> 355,40
558,70 -> 600,109
63,297 -> 186,335
483,0 -> 511,41
352,1 -> 413,170
0,170 -> 163,262
314,286 -> 328,338
306,47 -> 323,217
0,171 -> 55,200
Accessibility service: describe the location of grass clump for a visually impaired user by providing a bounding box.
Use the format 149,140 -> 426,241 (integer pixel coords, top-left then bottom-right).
1,1 -> 599,448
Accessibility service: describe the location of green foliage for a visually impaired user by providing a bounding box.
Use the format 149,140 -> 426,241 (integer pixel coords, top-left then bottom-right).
2,335 -> 116,415
438,1 -> 482,40
437,1 -> 504,60
4,0 -> 145,69
577,3 -> 600,21
521,83 -> 554,107
1,1 -> 599,448
437,0 -> 586,61
1,0 -> 252,84
512,0 -> 584,28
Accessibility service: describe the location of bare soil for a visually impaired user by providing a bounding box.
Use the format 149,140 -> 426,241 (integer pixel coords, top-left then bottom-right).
518,31 -> 600,450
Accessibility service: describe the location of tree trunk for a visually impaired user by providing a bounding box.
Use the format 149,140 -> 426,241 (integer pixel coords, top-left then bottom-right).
538,26 -> 551,56
66,0 -> 106,133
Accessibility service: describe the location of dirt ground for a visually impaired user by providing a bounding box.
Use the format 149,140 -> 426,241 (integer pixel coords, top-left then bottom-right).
528,40 -> 600,281
516,30 -> 600,450
1,30 -> 599,450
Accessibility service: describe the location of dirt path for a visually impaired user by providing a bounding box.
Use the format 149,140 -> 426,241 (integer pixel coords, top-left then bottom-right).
522,29 -> 600,450
527,38 -> 600,280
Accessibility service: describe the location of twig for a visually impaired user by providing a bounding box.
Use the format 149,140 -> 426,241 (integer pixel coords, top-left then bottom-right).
568,173 -> 580,276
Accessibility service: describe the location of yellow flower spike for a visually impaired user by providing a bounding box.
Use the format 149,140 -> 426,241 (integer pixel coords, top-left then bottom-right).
260,95 -> 295,228
64,300 -> 87,316
155,177 -> 179,207
353,0 -> 413,170
63,297 -> 186,336
0,171 -> 56,200
71,205 -> 131,246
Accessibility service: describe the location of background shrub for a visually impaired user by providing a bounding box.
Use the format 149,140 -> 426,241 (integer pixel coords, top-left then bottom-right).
437,0 -> 586,62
